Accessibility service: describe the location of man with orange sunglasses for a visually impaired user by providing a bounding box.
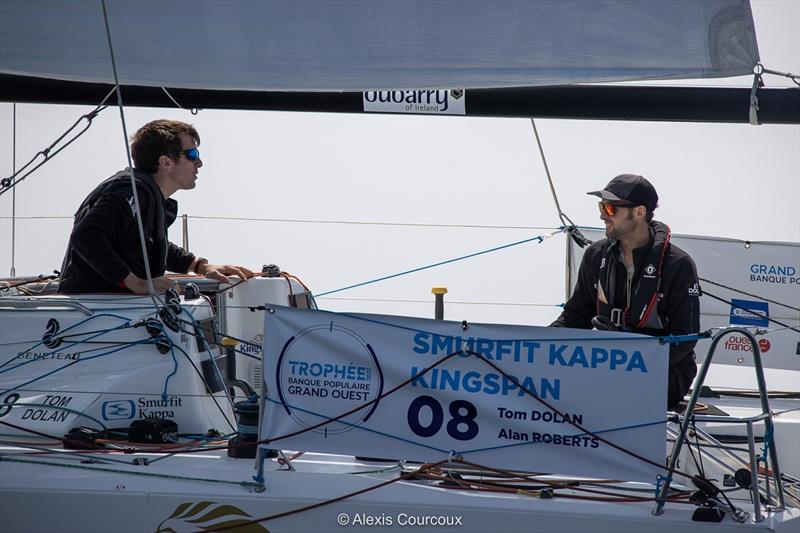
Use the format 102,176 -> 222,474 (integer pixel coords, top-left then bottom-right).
551,174 -> 700,410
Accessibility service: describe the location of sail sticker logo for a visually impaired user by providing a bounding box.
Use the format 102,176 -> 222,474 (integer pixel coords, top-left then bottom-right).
644,264 -> 656,277
42,318 -> 63,349
729,299 -> 769,327
102,400 -> 136,420
363,89 -> 466,115
275,323 -> 384,435
723,335 -> 771,354
749,263 -> 800,285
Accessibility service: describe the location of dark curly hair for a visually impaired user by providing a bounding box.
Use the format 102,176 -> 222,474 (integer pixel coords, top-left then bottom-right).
130,120 -> 200,173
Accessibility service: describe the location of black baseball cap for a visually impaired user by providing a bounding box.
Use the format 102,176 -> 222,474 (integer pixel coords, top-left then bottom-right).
587,174 -> 658,211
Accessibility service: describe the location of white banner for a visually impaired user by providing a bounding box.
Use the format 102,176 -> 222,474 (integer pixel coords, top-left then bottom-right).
261,307 -> 667,482
568,230 -> 800,374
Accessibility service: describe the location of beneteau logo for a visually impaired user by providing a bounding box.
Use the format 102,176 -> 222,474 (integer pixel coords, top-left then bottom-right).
42,318 -> 63,349
156,501 -> 269,532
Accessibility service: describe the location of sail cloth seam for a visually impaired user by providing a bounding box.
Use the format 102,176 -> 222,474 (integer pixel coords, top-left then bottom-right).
316,229 -> 565,297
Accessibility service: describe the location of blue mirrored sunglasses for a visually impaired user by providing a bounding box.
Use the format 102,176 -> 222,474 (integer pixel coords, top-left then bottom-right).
168,147 -> 200,161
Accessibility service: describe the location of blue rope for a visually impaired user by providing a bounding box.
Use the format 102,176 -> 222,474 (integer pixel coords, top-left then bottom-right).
655,474 -> 672,497
316,231 -> 562,297
0,338 -> 157,395
161,338 -> 179,402
658,332 -> 711,345
0,319 -> 137,375
757,424 -> 774,463
0,313 -> 134,372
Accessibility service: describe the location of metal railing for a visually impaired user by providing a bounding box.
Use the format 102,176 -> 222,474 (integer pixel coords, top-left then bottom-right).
654,327 -> 786,520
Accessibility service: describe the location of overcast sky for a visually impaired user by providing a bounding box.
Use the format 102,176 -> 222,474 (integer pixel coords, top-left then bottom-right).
1,0 -> 798,327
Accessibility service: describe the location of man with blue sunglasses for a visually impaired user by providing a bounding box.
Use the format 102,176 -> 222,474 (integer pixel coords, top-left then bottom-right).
59,119 -> 254,294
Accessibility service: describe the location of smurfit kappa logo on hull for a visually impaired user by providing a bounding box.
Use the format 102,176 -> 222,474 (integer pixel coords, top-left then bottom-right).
363,89 -> 466,115
102,400 -> 136,420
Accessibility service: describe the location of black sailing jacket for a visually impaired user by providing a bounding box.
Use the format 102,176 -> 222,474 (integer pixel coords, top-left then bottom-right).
58,169 -> 195,294
551,221 -> 701,408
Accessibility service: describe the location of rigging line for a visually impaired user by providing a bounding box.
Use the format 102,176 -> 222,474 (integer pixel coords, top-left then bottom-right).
181,310 -> 237,414
0,339 -> 153,395
702,289 -> 800,333
335,308 -> 704,345
0,88 -> 114,196
263,395 -> 663,458
0,456 -> 262,488
0,339 -> 146,376
11,102 -> 16,277
206,460 -> 450,532
160,87 -> 200,115
699,277 -> 800,313
101,0 -> 160,306
318,296 -> 561,307
529,118 -> 577,229
0,402 -> 108,431
166,342 -> 237,433
0,313 -> 135,373
0,216 -> 72,219
316,228 -> 565,297
759,64 -> 800,86
187,214 -> 559,231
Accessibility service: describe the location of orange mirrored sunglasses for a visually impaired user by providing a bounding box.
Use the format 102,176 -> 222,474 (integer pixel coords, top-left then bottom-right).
598,201 -> 635,217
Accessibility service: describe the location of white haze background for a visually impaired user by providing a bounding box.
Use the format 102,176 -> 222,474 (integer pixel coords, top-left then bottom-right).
1,0 -> 798,327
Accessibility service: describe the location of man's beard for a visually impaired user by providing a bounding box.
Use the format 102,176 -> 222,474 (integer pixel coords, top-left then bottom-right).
605,211 -> 634,240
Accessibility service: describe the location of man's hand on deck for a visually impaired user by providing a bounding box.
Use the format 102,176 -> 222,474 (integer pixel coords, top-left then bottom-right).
123,273 -> 176,294
197,263 -> 255,284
